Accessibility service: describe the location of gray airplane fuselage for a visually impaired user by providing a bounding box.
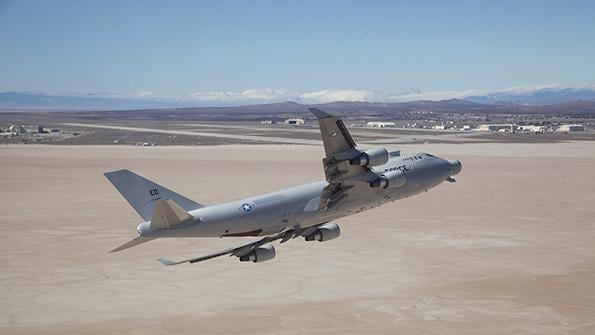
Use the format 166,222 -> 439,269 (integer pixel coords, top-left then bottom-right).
140,152 -> 460,239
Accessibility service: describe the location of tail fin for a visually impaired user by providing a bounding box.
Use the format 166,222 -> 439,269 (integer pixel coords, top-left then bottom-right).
104,169 -> 203,221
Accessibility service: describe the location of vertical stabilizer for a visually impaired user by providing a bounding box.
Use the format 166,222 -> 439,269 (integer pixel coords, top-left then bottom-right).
104,169 -> 203,221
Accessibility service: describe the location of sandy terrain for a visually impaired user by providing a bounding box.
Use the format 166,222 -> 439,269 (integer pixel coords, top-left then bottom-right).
1,142 -> 595,334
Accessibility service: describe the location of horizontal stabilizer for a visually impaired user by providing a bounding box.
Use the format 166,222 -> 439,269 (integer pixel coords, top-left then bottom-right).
110,236 -> 155,253
151,199 -> 194,230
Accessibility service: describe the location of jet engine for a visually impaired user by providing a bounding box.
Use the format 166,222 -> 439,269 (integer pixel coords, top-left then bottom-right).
305,223 -> 341,242
239,244 -> 276,263
448,160 -> 462,176
137,222 -> 151,236
349,148 -> 389,167
370,169 -> 407,189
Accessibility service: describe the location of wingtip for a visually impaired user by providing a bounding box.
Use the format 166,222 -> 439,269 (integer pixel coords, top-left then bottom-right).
157,258 -> 177,266
308,107 -> 332,119
103,168 -> 129,177
109,245 -> 126,253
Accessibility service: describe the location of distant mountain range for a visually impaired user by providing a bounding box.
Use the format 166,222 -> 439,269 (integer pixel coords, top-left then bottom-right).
5,99 -> 589,123
1,86 -> 595,112
466,86 -> 595,105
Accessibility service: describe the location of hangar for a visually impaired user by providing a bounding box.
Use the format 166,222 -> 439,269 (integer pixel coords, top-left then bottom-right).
557,124 -> 585,132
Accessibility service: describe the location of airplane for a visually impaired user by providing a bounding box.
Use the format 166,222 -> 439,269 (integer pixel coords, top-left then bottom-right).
105,108 -> 462,265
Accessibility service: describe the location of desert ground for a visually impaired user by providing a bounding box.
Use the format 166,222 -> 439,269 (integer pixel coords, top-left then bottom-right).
1,142 -> 595,334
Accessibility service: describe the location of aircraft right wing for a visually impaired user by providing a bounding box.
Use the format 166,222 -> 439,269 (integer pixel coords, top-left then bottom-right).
309,108 -> 377,210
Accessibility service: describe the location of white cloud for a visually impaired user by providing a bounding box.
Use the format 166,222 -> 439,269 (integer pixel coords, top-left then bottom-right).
27,83 -> 595,106
114,83 -> 595,105
463,83 -> 595,97
186,88 -> 376,104
132,90 -> 156,98
240,88 -> 292,100
183,88 -> 453,104
298,89 -> 374,103
189,88 -> 293,102
382,89 -> 472,102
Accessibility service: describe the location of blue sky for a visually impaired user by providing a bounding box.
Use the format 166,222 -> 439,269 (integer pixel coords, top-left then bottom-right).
1,0 -> 594,103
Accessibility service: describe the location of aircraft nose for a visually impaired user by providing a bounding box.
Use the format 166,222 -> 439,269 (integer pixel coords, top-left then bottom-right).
448,160 -> 462,176
137,222 -> 151,236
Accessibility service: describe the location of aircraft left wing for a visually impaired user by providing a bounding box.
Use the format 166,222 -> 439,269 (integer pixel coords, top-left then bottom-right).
157,227 -> 298,266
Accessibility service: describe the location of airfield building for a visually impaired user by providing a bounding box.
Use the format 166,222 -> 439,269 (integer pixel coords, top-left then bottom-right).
557,124 -> 585,132
366,121 -> 396,128
518,125 -> 547,133
8,125 -> 25,134
477,124 -> 517,132
284,118 -> 305,126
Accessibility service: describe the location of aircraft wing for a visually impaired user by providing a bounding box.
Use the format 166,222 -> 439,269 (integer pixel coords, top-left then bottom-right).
309,108 -> 373,210
157,228 -> 297,266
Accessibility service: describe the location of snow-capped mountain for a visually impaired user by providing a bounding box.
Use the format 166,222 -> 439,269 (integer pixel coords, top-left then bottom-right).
465,85 -> 595,105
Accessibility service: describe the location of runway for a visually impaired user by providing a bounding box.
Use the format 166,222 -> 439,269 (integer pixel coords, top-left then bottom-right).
64,123 -> 323,145
1,142 -> 594,334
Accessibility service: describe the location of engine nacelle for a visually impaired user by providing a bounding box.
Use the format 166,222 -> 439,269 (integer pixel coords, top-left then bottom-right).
448,159 -> 462,176
350,148 -> 389,167
370,169 -> 407,189
305,223 -> 341,242
239,244 -> 276,263
137,222 -> 151,236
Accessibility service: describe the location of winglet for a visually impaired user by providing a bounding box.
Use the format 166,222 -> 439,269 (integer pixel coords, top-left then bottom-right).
308,107 -> 332,119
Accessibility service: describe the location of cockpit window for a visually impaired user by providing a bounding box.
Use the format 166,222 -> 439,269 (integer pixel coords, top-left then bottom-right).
426,153 -> 436,158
